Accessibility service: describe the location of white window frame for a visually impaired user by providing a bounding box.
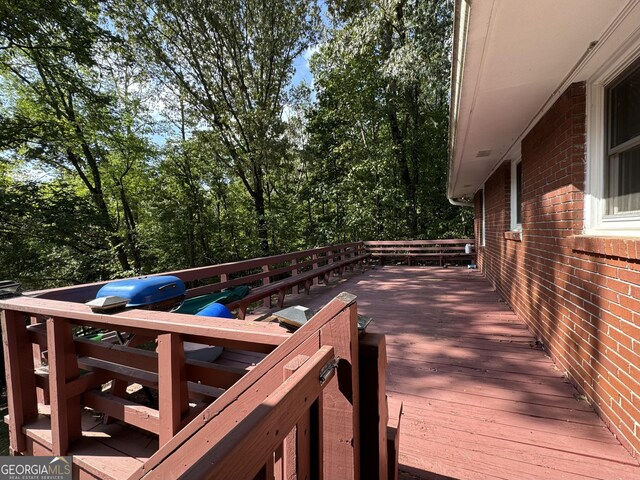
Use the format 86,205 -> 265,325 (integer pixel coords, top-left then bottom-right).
586,45 -> 640,236
481,187 -> 486,247
510,158 -> 522,231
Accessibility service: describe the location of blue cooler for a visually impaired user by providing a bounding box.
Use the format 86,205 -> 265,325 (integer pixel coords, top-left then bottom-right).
96,276 -> 186,310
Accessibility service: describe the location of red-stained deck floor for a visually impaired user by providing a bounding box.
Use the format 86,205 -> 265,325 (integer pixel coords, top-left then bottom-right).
262,265 -> 640,480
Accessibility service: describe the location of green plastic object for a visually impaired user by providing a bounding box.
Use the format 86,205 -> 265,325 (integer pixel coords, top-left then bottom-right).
174,285 -> 251,315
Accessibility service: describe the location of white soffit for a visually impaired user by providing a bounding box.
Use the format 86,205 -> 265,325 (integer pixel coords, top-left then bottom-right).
448,0 -> 635,201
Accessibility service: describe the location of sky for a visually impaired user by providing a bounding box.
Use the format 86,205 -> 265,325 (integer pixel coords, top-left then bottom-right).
291,44 -> 319,88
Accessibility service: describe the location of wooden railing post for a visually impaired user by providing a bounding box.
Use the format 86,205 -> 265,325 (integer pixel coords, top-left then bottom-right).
47,316 -> 82,455
319,293 -> 360,480
348,246 -> 355,272
282,355 -> 310,479
337,247 -> 344,278
1,309 -> 38,454
262,265 -> 272,308
158,333 -> 189,446
291,257 -> 300,294
322,251 -> 332,285
359,333 -> 389,480
312,254 -> 319,285
30,315 -> 49,406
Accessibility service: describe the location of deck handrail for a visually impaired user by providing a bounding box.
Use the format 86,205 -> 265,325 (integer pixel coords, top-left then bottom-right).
181,346 -> 335,479
27,242 -> 367,303
0,294 -> 291,455
1,295 -> 289,351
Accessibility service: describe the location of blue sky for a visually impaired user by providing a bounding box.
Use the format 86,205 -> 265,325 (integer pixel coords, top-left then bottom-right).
291,44 -> 318,88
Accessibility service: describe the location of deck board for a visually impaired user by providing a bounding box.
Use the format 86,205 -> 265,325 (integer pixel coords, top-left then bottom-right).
256,265 -> 640,480
21,413 -> 154,480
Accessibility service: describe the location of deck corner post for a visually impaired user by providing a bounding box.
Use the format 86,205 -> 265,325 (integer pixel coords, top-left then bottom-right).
283,354 -> 311,480
158,333 -> 189,446
319,300 -> 360,480
1,309 -> 38,454
47,316 -> 82,456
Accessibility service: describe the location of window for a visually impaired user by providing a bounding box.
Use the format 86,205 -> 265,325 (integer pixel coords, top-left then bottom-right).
510,159 -> 522,230
586,50 -> 640,236
606,60 -> 640,216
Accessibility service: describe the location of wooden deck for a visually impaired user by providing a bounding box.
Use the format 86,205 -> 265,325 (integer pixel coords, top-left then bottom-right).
254,265 -> 640,480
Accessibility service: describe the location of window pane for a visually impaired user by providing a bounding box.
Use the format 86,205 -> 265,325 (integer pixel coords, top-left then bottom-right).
608,145 -> 640,215
609,62 -> 640,149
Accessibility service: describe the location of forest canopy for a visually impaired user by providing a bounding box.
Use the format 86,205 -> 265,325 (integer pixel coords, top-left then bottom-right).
0,0 -> 471,289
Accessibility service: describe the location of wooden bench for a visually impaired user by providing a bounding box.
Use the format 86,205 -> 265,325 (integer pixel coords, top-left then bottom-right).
226,253 -> 368,319
364,239 -> 475,266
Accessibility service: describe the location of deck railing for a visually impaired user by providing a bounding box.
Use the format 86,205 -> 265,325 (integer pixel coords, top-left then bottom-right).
1,251 -> 388,479
29,241 -> 369,319
0,294 -> 288,455
29,242 -> 367,302
134,293 -> 366,479
364,239 -> 474,266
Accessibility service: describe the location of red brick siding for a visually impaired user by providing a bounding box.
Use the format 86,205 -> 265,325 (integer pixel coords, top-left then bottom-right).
473,191 -> 483,268
476,82 -> 640,457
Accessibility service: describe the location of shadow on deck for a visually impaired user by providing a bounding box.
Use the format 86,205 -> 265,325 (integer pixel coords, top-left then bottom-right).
264,265 -> 640,480
2,256 -> 639,479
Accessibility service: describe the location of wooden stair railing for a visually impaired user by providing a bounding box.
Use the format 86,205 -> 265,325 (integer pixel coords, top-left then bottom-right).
0,295 -> 290,456
187,346 -> 335,479
133,292 -> 364,480
1,282 -> 392,478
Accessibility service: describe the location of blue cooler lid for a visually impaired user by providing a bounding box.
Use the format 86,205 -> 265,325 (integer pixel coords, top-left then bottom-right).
96,276 -> 186,307
196,302 -> 234,318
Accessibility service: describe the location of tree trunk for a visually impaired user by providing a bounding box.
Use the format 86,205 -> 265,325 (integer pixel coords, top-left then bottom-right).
119,185 -> 142,272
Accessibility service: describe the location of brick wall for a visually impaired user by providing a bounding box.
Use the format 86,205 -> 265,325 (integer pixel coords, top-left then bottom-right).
476,82 -> 640,457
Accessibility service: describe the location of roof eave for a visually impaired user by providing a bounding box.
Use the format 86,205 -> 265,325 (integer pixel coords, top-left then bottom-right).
447,0 -> 470,203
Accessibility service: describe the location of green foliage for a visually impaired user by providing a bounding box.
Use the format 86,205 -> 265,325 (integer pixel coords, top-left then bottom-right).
111,0 -> 322,254
0,166 -> 115,288
0,0 -> 471,291
307,0 -> 471,240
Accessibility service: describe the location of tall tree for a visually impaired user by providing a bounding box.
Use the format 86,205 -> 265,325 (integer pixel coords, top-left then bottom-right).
114,0 -> 321,254
307,0 -> 469,240
0,0 -> 151,273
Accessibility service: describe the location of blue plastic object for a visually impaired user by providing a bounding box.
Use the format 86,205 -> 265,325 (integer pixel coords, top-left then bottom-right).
96,276 -> 186,307
196,302 -> 234,318
187,302 -> 233,363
